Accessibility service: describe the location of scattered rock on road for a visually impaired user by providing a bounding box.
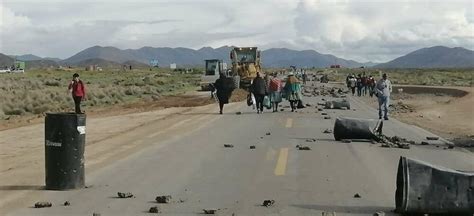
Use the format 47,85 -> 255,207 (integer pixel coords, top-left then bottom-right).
155,195 -> 172,203
266,132 -> 271,135
324,116 -> 331,119
373,211 -> 385,216
262,200 -> 275,207
421,141 -> 429,145
341,139 -> 352,143
426,136 -> 439,140
34,202 -> 52,208
323,129 -> 332,133
353,193 -> 361,198
306,138 -> 316,142
321,112 -> 328,115
117,192 -> 134,198
249,145 -> 256,149
322,212 -> 337,216
203,208 -> 218,214
92,213 -> 101,216
298,146 -> 311,150
149,206 -> 161,213
224,144 -> 234,148
318,108 -> 324,111
63,201 -> 70,206
235,112 -> 242,115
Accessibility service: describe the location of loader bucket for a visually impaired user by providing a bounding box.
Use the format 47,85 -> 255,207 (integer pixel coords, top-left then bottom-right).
396,156 -> 474,214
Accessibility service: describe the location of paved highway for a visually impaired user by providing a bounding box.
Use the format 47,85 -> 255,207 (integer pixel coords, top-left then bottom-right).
3,82 -> 474,216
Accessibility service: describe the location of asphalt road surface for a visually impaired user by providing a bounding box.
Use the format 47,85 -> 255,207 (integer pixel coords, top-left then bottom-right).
2,82 -> 473,216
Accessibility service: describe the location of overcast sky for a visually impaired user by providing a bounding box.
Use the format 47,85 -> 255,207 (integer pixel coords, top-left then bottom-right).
1,0 -> 473,62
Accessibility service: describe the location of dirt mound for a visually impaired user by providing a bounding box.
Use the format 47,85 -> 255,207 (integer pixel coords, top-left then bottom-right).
392,86 -> 469,97
230,89 -> 248,102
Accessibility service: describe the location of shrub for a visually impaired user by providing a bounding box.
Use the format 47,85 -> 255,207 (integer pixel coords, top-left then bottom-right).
4,108 -> 24,115
44,80 -> 61,87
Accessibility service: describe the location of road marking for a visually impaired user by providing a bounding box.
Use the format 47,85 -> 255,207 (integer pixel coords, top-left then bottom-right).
274,148 -> 289,176
285,118 -> 293,128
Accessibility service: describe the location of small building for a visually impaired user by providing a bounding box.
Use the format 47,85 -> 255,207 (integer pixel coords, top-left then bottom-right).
170,63 -> 177,69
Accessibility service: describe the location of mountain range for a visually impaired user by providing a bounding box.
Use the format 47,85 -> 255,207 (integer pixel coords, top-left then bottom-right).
1,45 -> 473,69
374,46 -> 474,68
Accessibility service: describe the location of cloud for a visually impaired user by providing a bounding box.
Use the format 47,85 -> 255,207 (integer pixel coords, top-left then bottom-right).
1,0 -> 473,62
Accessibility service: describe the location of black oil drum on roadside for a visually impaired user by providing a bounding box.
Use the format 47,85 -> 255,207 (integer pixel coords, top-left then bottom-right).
45,112 -> 86,190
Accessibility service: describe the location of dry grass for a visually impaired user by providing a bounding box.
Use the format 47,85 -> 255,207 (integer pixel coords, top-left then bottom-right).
0,68 -> 201,119
325,68 -> 473,86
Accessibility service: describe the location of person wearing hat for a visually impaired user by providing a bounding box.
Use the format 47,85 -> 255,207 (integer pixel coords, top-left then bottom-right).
375,73 -> 392,120
283,72 -> 301,112
268,73 -> 283,112
68,73 -> 86,114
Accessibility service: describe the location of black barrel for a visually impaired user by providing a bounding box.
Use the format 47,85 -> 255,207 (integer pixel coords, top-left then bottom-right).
333,117 -> 383,141
396,156 -> 474,214
45,112 -> 86,190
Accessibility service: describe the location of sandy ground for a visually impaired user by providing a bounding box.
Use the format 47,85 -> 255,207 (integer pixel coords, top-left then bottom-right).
357,85 -> 474,143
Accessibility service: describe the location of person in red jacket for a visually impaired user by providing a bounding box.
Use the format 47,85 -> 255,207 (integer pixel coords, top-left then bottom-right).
68,73 -> 86,114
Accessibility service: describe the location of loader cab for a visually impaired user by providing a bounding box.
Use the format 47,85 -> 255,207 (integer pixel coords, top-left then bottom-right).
200,59 -> 228,91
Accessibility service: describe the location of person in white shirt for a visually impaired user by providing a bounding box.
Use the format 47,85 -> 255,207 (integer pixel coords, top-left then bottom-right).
375,73 -> 392,120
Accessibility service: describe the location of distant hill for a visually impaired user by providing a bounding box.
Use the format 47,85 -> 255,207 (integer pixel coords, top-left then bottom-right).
75,58 -> 122,68
62,45 -> 366,68
262,48 -> 364,68
0,53 -> 14,67
12,54 -> 62,62
375,46 -> 474,68
25,60 -> 60,69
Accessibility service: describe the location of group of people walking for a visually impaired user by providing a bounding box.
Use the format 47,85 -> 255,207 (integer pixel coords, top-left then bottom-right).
213,72 -> 303,114
346,73 -> 376,97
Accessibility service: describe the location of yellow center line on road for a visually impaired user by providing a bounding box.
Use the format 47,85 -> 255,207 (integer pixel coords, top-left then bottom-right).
285,118 -> 293,128
274,148 -> 289,176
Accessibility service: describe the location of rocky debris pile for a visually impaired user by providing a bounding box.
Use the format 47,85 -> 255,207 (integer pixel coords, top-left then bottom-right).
353,193 -> 361,198
324,99 -> 350,109
34,202 -> 52,208
378,135 -> 413,149
249,145 -> 256,149
224,144 -> 234,148
323,129 -> 333,133
63,201 -> 70,206
390,101 -> 414,114
262,200 -> 275,207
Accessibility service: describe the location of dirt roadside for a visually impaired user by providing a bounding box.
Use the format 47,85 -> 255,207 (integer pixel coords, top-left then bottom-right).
357,85 -> 473,145
0,89 -> 248,131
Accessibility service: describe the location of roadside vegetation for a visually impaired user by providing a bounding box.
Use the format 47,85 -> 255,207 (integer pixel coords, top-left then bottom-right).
0,68 -> 202,120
